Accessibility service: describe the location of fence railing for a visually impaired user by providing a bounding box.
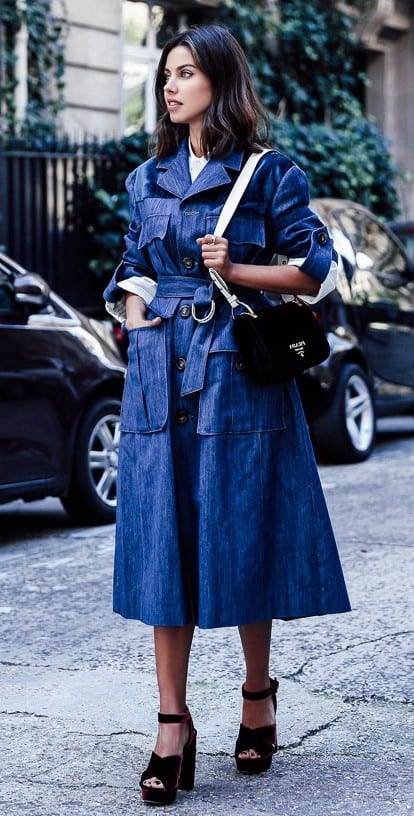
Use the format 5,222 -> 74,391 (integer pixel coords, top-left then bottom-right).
0,148 -> 113,314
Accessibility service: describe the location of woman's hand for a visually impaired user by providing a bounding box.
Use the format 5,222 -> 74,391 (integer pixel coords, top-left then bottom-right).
197,235 -> 320,297
124,292 -> 162,331
196,234 -> 235,281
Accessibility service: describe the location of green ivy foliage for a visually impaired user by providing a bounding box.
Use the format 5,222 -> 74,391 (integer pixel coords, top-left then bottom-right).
211,0 -> 398,217
87,132 -> 150,279
0,0 -> 67,139
270,115 -> 399,217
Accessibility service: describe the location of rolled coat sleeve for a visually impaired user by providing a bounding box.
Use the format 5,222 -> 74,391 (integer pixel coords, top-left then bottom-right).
267,162 -> 337,283
103,169 -> 157,319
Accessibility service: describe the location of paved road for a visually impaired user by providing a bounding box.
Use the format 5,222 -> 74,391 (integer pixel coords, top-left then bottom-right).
1,420 -> 413,815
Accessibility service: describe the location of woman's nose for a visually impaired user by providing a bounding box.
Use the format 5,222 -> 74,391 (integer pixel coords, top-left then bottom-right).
164,75 -> 177,92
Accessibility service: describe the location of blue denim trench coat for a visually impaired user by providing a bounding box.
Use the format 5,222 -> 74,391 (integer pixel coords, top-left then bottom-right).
104,140 -> 351,628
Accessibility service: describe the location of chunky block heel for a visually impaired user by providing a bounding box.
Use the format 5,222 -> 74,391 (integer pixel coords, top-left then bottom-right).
235,677 -> 279,775
140,708 -> 197,805
178,726 -> 197,790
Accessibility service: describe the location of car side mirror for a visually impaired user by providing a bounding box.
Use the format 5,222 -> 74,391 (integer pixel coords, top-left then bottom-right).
14,273 -> 50,311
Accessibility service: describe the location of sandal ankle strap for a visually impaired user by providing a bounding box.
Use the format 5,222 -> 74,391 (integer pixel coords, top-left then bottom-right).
242,677 -> 279,701
158,707 -> 191,725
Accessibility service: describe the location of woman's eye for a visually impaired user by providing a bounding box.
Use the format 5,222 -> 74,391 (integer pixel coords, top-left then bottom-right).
181,70 -> 193,78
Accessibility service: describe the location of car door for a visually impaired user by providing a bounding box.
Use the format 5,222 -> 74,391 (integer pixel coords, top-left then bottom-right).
0,266 -> 67,491
327,205 -> 414,397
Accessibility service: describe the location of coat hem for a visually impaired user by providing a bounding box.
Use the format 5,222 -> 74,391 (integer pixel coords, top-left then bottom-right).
113,604 -> 352,629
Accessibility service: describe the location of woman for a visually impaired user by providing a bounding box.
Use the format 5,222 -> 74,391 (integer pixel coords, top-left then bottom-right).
104,24 -> 350,805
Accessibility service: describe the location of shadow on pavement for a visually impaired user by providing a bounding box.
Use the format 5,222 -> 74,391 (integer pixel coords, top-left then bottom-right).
0,498 -> 72,546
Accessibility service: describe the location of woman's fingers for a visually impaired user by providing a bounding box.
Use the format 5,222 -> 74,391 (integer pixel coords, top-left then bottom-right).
197,234 -> 229,269
125,316 -> 162,331
196,233 -> 216,245
124,292 -> 162,330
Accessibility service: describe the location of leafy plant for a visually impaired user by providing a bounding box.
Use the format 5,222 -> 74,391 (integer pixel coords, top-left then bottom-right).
0,0 -> 67,140
269,115 -> 399,219
87,131 -> 149,279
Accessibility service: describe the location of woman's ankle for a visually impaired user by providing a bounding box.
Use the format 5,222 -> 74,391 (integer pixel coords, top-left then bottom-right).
241,695 -> 276,729
154,721 -> 190,757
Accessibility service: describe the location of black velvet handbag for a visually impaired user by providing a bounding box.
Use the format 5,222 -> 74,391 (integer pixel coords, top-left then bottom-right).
231,297 -> 330,385
208,265 -> 330,385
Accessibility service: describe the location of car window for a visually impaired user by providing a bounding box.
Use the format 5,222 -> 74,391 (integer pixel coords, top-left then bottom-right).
0,270 -> 16,314
331,206 -> 409,289
400,234 -> 414,265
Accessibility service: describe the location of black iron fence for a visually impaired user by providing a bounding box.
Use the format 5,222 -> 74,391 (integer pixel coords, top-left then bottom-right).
0,147 -> 113,314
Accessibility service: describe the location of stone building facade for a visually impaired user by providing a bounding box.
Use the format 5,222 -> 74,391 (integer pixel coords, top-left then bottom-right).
53,0 -> 123,138
357,0 -> 414,218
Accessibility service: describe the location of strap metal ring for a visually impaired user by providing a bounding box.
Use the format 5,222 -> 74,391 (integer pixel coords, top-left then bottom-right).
191,300 -> 216,323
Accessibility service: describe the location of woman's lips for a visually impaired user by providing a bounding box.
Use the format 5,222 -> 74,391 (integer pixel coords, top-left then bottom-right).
166,99 -> 182,109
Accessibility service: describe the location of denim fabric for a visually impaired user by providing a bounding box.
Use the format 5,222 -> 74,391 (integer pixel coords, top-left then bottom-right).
103,141 -> 337,311
106,141 -> 351,627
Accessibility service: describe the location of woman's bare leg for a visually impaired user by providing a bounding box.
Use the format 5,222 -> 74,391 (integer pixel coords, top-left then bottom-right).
143,622 -> 195,789
237,620 -> 274,758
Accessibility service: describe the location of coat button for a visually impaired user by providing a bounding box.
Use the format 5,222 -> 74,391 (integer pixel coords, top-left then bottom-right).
180,305 -> 191,318
318,231 -> 328,245
235,359 -> 246,372
182,257 -> 194,269
175,357 -> 186,371
176,411 -> 189,424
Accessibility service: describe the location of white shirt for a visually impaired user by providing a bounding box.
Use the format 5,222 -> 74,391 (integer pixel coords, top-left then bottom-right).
188,138 -> 209,182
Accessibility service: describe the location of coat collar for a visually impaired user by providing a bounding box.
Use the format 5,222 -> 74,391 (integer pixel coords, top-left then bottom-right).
156,140 -> 244,201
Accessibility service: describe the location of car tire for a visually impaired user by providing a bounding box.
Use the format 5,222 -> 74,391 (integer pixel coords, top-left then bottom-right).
61,397 -> 121,525
310,363 -> 376,463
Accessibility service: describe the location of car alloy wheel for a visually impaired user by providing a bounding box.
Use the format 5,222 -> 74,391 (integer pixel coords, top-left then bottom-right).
310,363 -> 376,463
88,410 -> 120,508
61,397 -> 121,525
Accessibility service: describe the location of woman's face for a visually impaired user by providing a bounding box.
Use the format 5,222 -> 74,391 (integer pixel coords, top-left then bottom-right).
163,45 -> 213,134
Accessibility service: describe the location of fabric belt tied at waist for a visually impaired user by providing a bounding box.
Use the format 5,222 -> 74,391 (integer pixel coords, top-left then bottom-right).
155,275 -> 218,396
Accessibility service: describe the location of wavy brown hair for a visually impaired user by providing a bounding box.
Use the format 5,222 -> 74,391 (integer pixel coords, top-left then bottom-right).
152,25 -> 270,158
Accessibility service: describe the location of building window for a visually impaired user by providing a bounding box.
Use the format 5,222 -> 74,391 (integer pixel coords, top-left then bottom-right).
122,0 -> 193,134
122,1 -> 164,134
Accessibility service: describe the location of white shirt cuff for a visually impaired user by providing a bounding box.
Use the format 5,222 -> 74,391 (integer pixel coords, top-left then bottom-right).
105,276 -> 157,322
282,259 -> 338,304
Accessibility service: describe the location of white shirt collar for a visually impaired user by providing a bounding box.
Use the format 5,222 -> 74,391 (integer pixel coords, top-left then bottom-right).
188,138 -> 209,182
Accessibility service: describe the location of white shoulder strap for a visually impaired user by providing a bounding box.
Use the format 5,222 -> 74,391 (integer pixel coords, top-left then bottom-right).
214,149 -> 272,238
201,149 -> 272,317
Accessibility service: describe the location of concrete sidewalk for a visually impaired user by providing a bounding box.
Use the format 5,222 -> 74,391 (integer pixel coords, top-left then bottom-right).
1,432 -> 413,815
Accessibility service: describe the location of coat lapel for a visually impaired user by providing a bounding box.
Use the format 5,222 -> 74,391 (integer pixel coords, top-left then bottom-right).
156,140 -> 244,202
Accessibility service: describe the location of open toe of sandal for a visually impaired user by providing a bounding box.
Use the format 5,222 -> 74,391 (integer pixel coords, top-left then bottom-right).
235,677 -> 279,775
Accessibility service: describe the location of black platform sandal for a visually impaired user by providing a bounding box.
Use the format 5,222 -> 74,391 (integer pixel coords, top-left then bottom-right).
140,707 -> 197,805
235,677 -> 279,775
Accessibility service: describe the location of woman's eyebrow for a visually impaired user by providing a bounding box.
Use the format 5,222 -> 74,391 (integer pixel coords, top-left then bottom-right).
167,63 -> 197,71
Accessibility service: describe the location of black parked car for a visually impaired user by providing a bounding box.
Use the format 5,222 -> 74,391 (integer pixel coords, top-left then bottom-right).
0,253 -> 125,524
299,199 -> 414,462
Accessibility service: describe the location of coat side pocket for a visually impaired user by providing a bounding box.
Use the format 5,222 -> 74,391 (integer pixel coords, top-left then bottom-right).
197,335 -> 286,435
120,323 -> 168,433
